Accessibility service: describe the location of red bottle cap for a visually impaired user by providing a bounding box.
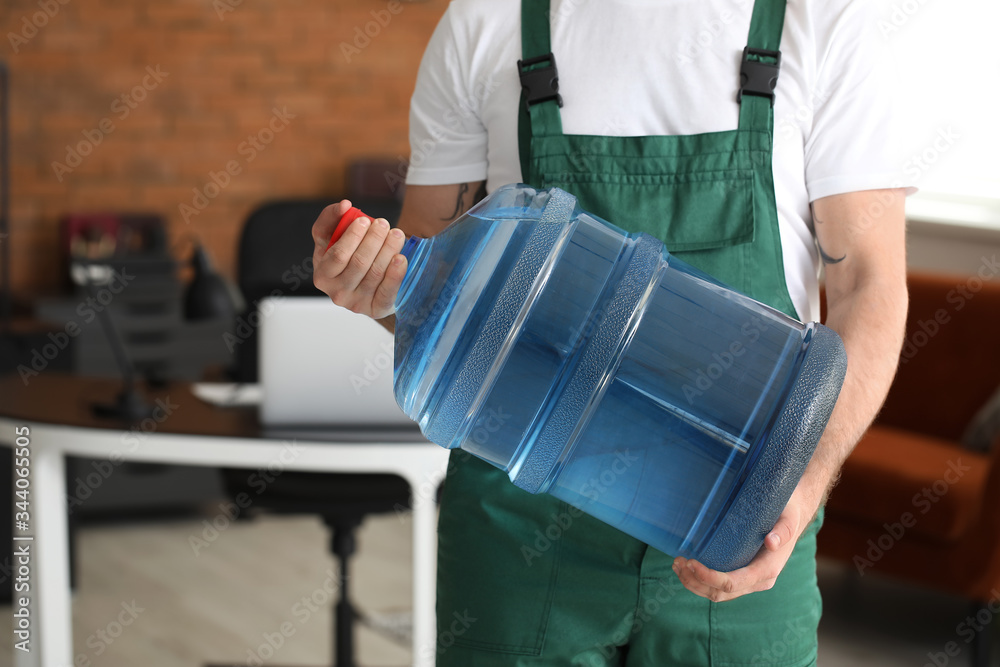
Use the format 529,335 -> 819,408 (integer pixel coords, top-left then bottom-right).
325,206 -> 370,250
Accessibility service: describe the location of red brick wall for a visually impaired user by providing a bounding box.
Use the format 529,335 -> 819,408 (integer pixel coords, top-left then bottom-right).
2,0 -> 448,294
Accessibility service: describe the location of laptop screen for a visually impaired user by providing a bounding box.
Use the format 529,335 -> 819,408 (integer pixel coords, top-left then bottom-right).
258,297 -> 416,428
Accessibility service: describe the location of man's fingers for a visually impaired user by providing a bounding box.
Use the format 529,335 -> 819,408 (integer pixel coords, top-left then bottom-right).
311,200 -> 353,249
673,559 -> 737,602
669,486 -> 811,602
767,515 -> 796,551
319,217 -> 370,280
356,227 -> 407,299
373,254 -> 408,319
686,559 -> 741,592
672,552 -> 785,602
330,217 -> 392,296
765,495 -> 803,552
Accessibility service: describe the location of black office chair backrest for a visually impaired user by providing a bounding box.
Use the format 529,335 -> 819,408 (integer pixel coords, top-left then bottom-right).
232,197 -> 402,382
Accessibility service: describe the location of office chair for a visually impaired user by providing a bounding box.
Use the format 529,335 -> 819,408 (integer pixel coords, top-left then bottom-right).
212,196 -> 412,667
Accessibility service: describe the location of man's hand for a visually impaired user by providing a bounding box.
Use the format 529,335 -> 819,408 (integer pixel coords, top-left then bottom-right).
311,199 -> 408,320
673,187 -> 908,601
672,473 -> 826,601
310,183 -> 487,330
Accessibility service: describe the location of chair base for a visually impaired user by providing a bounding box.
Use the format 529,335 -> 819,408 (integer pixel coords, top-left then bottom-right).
205,514 -> 365,667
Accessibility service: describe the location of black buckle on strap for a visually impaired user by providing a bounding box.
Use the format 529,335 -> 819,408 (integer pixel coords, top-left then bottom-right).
518,52 -> 563,109
737,46 -> 781,107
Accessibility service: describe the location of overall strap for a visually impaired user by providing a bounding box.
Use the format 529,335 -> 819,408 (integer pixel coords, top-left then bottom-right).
737,0 -> 787,134
518,0 -> 564,182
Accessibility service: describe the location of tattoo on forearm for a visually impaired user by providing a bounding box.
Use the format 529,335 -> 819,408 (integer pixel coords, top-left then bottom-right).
441,182 -> 489,221
814,214 -> 846,265
818,241 -> 846,265
442,183 -> 470,221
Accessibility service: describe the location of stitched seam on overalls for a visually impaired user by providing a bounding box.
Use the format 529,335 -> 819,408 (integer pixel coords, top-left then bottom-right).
532,171 -> 756,183
529,139 -> 773,160
534,500 -> 566,653
709,600 -> 716,667
446,500 -> 565,656
628,543 -> 649,647
443,542 -> 563,656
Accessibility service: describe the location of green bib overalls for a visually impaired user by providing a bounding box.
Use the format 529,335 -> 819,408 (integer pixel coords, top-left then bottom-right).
435,1 -> 823,664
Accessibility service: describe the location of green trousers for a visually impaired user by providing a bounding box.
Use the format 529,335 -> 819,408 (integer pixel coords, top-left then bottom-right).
435,453 -> 823,666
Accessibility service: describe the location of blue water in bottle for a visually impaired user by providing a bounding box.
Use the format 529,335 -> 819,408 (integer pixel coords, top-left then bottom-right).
392,184 -> 846,570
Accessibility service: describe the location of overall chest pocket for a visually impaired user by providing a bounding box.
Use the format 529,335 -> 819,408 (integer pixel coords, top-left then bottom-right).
537,168 -> 758,297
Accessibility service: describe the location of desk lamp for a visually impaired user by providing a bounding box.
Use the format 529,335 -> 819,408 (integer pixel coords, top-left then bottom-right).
184,243 -> 240,321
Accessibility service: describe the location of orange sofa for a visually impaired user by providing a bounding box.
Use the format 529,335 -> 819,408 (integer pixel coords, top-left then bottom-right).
817,271 -> 1000,665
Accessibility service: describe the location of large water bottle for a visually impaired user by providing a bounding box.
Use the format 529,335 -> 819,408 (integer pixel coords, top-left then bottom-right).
343,184 -> 846,571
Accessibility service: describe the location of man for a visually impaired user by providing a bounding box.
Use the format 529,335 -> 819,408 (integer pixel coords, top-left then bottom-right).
313,0 -> 908,663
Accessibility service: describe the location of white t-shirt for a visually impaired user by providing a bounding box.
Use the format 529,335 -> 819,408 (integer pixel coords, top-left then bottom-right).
405,0 -> 907,321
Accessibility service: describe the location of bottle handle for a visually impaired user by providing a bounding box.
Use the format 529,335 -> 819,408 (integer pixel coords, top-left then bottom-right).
325,206 -> 370,250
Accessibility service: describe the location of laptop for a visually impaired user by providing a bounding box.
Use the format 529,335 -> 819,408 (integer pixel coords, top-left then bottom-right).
258,297 -> 417,428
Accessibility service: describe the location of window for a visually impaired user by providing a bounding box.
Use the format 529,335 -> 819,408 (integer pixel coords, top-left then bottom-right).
882,0 -> 1000,227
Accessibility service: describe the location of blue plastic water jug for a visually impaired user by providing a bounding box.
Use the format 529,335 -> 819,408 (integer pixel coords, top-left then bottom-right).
389,184 -> 846,571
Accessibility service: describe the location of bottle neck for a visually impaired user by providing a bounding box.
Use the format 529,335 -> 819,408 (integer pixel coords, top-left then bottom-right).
395,236 -> 426,313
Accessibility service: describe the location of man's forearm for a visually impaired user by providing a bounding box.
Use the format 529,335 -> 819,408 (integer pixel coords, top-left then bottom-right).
800,277 -> 908,507
800,188 -> 909,510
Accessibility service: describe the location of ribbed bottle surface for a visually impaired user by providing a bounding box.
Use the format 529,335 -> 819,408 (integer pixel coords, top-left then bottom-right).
392,184 -> 827,566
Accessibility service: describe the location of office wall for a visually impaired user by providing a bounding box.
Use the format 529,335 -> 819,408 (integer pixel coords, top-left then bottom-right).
2,0 -> 447,294
5,0 -> 996,296
907,222 -> 1000,278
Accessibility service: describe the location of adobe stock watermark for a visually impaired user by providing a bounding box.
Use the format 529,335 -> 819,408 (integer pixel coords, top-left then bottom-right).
750,617 -> 812,665
7,0 -> 70,54
543,0 -> 587,23
521,449 -> 640,566
392,448 -> 471,523
74,600 -> 146,666
777,86 -> 832,141
339,0 -> 404,63
242,567 -> 346,666
391,404 -> 509,523
589,577 -> 684,664
213,0 -> 243,20
466,406 -> 512,452
188,440 -> 303,556
179,106 -> 296,224
831,125 -> 960,250
415,609 -> 477,664
549,116 -> 629,184
853,458 -> 971,575
222,297 -> 280,353
899,254 -> 999,365
0,555 -> 12,602
681,314 -> 772,404
51,66 -> 168,182
857,126 -> 960,240
66,396 -> 180,515
384,274 -> 462,358
221,252 -> 321,353
900,126 -> 960,185
675,0 -> 750,66
877,0 -> 935,39
222,293 -> 290,354
923,590 -> 1000,667
16,268 -> 136,385
384,74 -> 502,193
350,340 -> 394,395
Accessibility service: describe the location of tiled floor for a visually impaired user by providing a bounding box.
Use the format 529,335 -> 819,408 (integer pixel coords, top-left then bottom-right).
1,512 -> 996,666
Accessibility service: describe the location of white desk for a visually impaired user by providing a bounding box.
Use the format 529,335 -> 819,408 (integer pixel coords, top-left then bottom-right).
0,375 -> 450,667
